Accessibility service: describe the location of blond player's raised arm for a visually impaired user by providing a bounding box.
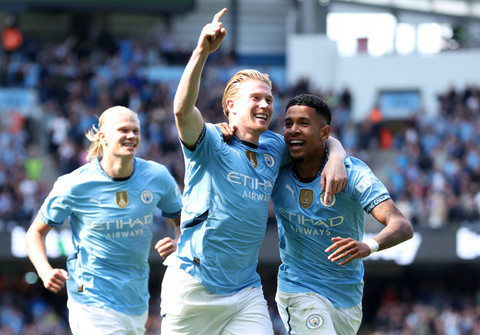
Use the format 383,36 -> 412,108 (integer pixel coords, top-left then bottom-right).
173,8 -> 227,148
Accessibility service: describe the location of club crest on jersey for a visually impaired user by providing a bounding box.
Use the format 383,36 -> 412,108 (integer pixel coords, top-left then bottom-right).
306,314 -> 324,329
141,190 -> 153,204
320,192 -> 336,207
264,153 -> 275,168
116,191 -> 129,208
299,189 -> 313,209
246,150 -> 258,168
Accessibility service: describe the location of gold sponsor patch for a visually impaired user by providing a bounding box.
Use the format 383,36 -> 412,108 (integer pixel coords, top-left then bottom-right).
299,189 -> 313,209
116,191 -> 129,208
246,150 -> 258,168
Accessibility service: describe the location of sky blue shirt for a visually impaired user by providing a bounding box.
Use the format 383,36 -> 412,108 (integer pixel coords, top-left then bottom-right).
165,124 -> 289,294
272,156 -> 390,308
39,157 -> 182,316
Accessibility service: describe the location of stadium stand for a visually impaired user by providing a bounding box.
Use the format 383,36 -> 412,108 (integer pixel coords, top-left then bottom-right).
1,1 -> 480,334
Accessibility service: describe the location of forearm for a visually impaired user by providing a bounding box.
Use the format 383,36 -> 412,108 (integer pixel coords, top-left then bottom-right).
325,136 -> 346,158
171,216 -> 181,241
322,135 -> 347,195
174,48 -> 207,119
373,217 -> 414,251
174,8 -> 227,146
26,230 -> 53,278
173,48 -> 208,146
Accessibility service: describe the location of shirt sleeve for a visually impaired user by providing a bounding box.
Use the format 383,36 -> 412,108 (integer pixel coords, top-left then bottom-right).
346,157 -> 391,213
38,175 -> 73,227
157,166 -> 183,218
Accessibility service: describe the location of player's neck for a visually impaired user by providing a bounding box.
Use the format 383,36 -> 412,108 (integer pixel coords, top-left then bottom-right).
293,154 -> 326,180
100,156 -> 134,178
234,127 -> 261,146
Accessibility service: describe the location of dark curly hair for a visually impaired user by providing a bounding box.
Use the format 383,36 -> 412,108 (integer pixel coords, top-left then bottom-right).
285,93 -> 331,125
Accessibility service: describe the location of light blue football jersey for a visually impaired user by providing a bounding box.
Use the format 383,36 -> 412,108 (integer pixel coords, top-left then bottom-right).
272,155 -> 390,308
165,123 -> 289,294
39,157 -> 182,316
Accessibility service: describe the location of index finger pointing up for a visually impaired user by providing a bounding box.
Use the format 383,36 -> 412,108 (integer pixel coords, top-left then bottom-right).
212,8 -> 227,23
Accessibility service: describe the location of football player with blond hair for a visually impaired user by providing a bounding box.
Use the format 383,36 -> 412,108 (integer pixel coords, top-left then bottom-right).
160,8 -> 347,335
26,106 -> 182,334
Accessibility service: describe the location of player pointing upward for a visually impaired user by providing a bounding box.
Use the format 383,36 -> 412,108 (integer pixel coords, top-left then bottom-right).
160,8 -> 347,335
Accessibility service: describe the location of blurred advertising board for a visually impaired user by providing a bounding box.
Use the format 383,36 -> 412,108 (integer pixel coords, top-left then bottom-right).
4,225 -> 480,265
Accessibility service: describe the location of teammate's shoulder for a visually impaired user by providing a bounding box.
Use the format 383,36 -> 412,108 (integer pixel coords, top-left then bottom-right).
206,122 -> 221,135
259,130 -> 284,148
345,156 -> 375,182
345,156 -> 369,169
202,122 -> 226,142
278,163 -> 294,178
261,129 -> 283,140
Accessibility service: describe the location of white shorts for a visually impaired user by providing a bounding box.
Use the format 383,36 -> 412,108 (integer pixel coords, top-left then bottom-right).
275,291 -> 362,335
67,300 -> 148,335
160,266 -> 274,335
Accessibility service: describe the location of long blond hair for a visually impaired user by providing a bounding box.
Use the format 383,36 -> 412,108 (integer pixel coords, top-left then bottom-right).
221,69 -> 272,118
85,106 -> 138,161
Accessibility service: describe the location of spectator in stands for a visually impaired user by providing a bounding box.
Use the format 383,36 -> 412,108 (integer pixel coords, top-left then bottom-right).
0,10 -> 478,332
1,15 -> 23,59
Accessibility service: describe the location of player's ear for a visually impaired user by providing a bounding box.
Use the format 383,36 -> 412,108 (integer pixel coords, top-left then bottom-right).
320,125 -> 330,142
226,98 -> 235,116
98,130 -> 107,145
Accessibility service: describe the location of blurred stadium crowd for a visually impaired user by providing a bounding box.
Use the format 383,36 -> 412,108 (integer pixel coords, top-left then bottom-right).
0,25 -> 480,334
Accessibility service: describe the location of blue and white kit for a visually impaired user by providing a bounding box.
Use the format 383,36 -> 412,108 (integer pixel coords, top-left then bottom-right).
272,155 -> 391,308
165,123 -> 289,295
39,157 -> 182,316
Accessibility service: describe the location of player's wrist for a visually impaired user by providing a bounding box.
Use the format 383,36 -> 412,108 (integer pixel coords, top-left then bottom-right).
364,238 -> 379,254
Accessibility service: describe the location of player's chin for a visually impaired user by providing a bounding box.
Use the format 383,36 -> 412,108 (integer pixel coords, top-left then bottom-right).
288,146 -> 304,158
254,119 -> 270,129
251,124 -> 269,135
121,149 -> 137,158
289,152 -> 305,162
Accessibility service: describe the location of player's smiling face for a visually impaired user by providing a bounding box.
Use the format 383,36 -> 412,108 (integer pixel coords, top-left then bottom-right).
100,111 -> 141,159
284,105 -> 329,161
227,79 -> 273,141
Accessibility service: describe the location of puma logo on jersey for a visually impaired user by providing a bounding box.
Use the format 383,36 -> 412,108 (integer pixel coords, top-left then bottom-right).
285,184 -> 295,198
89,198 -> 101,205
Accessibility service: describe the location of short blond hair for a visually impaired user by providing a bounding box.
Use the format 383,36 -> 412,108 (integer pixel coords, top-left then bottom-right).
221,69 -> 272,118
85,106 -> 138,161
